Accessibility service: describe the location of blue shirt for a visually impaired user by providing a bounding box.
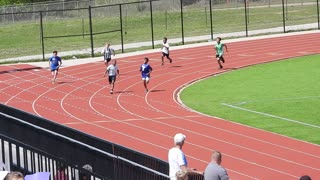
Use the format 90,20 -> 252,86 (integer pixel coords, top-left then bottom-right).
49,56 -> 61,68
140,64 -> 152,77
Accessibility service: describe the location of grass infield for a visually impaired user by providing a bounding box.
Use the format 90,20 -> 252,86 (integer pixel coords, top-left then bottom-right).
180,54 -> 320,145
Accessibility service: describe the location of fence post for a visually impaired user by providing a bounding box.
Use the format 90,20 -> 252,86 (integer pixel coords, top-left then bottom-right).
285,0 -> 288,20
244,0 -> 248,37
119,4 -> 124,53
88,6 -> 94,57
180,0 -> 184,45
150,0 -> 155,49
209,0 -> 213,40
282,0 -> 286,33
165,10 -> 168,31
40,11 -> 45,61
317,0 -> 320,29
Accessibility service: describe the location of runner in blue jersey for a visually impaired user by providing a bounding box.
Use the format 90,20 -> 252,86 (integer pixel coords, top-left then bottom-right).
140,57 -> 153,92
49,51 -> 62,84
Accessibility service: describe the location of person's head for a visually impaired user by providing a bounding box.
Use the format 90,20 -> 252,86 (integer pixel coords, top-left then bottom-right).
53,50 -> 58,56
211,150 -> 222,165
112,59 -> 117,65
105,42 -> 110,47
4,171 -> 24,180
174,133 -> 186,148
163,37 -> 167,43
299,175 -> 312,180
80,164 -> 92,180
216,37 -> 221,43
144,57 -> 149,64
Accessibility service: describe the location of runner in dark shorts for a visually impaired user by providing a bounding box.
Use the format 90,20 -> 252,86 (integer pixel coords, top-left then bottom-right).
161,37 -> 173,66
101,42 -> 115,66
49,50 -> 62,84
215,37 -> 228,69
104,60 -> 119,94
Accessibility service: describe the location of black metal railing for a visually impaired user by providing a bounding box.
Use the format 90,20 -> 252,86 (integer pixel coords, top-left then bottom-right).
0,103 -> 204,179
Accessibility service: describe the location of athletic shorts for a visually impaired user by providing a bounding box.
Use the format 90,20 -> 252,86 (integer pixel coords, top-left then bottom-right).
142,74 -> 150,81
142,77 -> 150,81
162,52 -> 170,58
108,75 -> 116,83
104,58 -> 111,63
216,54 -> 224,59
50,66 -> 59,71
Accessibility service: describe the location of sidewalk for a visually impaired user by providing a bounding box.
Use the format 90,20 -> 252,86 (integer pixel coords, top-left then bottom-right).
2,24 -> 319,66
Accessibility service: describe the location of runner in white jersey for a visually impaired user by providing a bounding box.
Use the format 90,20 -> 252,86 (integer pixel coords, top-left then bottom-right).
104,60 -> 119,94
161,37 -> 173,66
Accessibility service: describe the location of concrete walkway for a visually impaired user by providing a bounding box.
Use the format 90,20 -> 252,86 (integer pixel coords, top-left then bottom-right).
1,26 -> 319,65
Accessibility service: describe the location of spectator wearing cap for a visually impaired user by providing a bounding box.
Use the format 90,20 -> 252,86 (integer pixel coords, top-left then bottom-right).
168,133 -> 202,180
204,150 -> 229,180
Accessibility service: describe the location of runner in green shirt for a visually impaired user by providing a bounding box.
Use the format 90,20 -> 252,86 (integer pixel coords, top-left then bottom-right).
215,37 -> 228,69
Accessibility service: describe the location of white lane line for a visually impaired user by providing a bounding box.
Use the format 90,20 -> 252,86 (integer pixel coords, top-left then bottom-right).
178,57 -> 195,60
231,96 -> 320,104
63,115 -> 205,125
266,53 -> 283,56
237,54 -> 256,57
222,103 -> 320,129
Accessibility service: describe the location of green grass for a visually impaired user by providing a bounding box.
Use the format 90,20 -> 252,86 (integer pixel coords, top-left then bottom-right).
180,54 -> 320,145
0,2 -> 319,60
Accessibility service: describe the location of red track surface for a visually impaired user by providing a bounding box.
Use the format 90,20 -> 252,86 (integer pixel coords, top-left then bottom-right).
1,33 -> 320,179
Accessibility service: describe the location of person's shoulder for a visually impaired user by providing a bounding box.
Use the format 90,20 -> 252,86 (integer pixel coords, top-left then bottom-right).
217,164 -> 228,173
171,147 -> 183,154
168,147 -> 180,155
169,147 -> 178,152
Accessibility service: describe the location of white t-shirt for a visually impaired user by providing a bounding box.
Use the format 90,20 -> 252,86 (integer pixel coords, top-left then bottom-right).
107,64 -> 118,76
168,147 -> 188,180
162,42 -> 170,54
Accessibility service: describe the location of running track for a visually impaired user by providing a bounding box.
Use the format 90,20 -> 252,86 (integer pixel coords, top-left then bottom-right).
1,32 -> 320,179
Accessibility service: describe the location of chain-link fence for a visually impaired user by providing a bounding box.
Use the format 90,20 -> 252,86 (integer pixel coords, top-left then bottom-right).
0,0 -> 319,61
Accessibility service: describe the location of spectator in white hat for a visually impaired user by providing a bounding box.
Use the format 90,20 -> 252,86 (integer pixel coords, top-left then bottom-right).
168,133 -> 202,180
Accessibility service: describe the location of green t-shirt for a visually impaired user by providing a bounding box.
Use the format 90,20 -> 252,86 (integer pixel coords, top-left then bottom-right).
215,42 -> 224,55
